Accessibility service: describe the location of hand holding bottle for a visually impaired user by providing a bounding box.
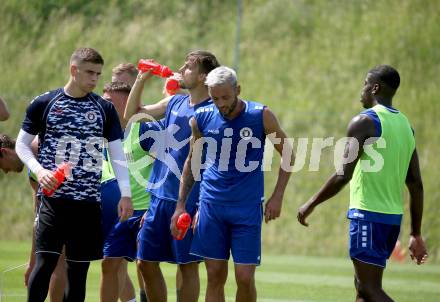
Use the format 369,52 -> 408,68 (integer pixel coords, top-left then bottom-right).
41,162 -> 72,196
174,212 -> 192,240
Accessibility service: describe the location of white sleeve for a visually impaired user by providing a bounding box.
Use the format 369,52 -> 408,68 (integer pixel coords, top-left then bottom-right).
15,129 -> 44,175
108,139 -> 132,198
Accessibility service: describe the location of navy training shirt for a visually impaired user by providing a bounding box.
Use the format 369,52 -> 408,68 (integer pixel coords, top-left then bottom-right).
22,88 -> 122,202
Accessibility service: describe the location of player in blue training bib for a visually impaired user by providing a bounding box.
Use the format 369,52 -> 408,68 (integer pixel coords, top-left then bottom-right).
171,66 -> 295,301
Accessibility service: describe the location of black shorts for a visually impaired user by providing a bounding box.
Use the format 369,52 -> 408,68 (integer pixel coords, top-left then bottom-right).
35,196 -> 103,262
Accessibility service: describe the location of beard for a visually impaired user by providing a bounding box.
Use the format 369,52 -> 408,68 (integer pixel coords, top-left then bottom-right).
220,98 -> 239,118
179,81 -> 187,89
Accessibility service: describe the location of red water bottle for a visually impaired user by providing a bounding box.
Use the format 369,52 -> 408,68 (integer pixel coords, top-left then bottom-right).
175,212 -> 191,240
165,78 -> 180,95
138,59 -> 174,78
42,162 -> 71,197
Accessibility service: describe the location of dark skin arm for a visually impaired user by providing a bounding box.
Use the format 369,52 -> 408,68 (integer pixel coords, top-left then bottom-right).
405,149 -> 428,264
170,117 -> 203,238
297,114 -> 376,226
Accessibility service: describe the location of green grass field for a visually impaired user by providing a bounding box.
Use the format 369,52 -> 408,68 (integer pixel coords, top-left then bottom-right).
1,241 -> 439,302
1,0 -> 439,261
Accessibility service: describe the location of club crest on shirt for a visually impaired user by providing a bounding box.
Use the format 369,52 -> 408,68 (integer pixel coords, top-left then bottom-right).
53,108 -> 63,115
85,111 -> 97,123
240,127 -> 253,140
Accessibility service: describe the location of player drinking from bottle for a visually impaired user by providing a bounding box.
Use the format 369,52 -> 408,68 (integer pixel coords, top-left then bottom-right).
124,50 -> 220,302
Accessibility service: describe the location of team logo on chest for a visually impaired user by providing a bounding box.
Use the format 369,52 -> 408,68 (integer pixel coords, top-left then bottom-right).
53,107 -> 63,115
85,111 -> 98,123
239,127 -> 253,140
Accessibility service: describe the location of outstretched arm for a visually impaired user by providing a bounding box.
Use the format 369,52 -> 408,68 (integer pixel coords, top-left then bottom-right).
170,117 -> 203,237
297,114 -> 376,226
405,149 -> 428,264
263,107 -> 295,223
124,70 -> 172,122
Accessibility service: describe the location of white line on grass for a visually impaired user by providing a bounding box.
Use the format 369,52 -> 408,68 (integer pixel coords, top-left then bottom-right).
0,262 -> 28,302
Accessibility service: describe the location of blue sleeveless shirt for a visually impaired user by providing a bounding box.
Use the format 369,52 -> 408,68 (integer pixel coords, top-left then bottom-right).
194,100 -> 266,206
146,94 -> 211,206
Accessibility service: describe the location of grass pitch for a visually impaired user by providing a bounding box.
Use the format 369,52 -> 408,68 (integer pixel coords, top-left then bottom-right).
1,240 -> 439,301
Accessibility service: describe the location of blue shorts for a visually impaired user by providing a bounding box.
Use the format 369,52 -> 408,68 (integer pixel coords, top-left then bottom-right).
103,210 -> 145,261
101,179 -> 147,261
137,195 -> 201,264
101,179 -> 121,239
349,219 -> 400,267
190,201 -> 263,265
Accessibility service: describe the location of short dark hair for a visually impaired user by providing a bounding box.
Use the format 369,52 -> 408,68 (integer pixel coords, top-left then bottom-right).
70,47 -> 104,65
186,50 -> 220,75
368,65 -> 400,90
0,134 -> 15,158
103,82 -> 132,95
